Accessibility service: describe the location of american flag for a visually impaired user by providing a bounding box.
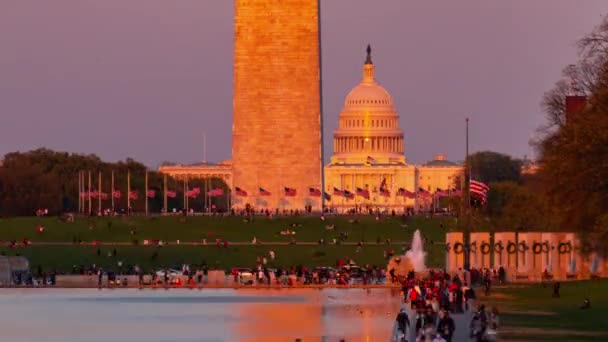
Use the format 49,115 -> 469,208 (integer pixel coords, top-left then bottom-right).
146,190 -> 156,198
396,188 -> 415,198
356,187 -> 370,199
470,180 -> 490,203
308,187 -> 322,197
284,187 -> 297,197
258,187 -> 271,196
112,190 -> 121,199
186,189 -> 198,198
90,191 -> 99,199
450,189 -> 463,197
379,178 -> 387,190
235,187 -> 248,197
333,187 -> 345,196
80,192 -> 88,199
166,190 -> 177,198
128,191 -> 138,200
208,188 -> 224,197
379,188 -> 390,197
324,192 -> 332,201
418,188 -> 431,197
435,188 -> 449,197
344,190 -> 354,199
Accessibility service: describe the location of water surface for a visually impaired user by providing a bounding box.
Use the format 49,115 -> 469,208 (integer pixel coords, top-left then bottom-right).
0,288 -> 401,342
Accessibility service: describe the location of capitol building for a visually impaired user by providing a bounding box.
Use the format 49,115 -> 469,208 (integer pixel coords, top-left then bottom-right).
160,46 -> 463,213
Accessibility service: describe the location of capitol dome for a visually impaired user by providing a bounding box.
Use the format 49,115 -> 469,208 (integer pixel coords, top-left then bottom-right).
343,51 -> 395,111
343,82 -> 395,110
331,45 -> 405,165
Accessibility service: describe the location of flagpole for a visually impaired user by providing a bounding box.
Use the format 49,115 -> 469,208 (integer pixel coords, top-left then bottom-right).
79,171 -> 82,214
203,132 -> 207,214
127,169 -> 131,215
163,173 -> 168,214
464,117 -> 471,270
98,171 -> 102,215
145,170 -> 149,216
81,171 -> 85,214
466,117 -> 471,210
185,177 -> 189,213
203,177 -> 207,214
111,170 -> 115,212
88,170 -> 92,215
82,170 -> 85,214
78,171 -> 81,214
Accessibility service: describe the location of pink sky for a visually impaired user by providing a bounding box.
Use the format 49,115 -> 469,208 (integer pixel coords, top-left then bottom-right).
1,0 -> 607,166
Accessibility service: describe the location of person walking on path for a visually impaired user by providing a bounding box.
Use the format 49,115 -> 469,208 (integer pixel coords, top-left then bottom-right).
483,270 -> 492,296
464,284 -> 476,311
552,281 -> 560,298
437,309 -> 456,342
395,308 -> 410,341
469,305 -> 488,342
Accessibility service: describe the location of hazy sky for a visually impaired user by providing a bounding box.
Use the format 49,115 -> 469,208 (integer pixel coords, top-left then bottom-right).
1,0 -> 606,167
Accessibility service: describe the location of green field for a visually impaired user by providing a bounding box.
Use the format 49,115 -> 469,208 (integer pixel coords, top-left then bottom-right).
0,244 -> 445,273
0,215 -> 455,243
479,280 -> 608,341
0,215 -> 452,272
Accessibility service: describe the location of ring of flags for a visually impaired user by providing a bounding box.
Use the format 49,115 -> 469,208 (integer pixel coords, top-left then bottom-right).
228,185 -> 473,203
83,184 -> 472,203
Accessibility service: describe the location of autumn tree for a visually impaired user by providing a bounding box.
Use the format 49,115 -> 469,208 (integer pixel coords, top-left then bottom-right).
536,17 -> 608,253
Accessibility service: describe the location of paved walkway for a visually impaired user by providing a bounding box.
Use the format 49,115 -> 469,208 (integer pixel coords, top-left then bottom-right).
25,241 -> 415,246
391,304 -> 473,341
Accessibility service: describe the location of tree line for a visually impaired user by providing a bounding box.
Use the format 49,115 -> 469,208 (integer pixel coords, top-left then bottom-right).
0,148 -> 229,216
466,17 -> 608,253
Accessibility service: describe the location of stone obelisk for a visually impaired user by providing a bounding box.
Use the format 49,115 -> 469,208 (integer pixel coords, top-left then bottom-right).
232,0 -> 322,211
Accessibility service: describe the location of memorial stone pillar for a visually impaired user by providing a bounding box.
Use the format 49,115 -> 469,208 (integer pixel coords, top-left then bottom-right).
445,232 -> 464,275
516,233 -> 533,281
470,232 -> 490,270
493,232 -> 516,282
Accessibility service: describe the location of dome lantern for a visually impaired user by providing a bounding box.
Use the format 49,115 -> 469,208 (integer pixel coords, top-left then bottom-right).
363,44 -> 375,83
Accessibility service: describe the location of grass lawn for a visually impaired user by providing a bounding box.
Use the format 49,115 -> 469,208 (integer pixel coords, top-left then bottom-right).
0,243 -> 445,273
0,215 -> 456,243
478,280 -> 608,341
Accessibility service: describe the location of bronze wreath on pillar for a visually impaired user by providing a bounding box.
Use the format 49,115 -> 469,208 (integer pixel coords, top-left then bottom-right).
481,242 -> 491,255
532,242 -> 542,254
507,241 -> 517,254
518,241 -> 528,253
470,241 -> 478,253
558,242 -> 572,254
542,241 -> 550,253
453,242 -> 464,254
494,242 -> 504,253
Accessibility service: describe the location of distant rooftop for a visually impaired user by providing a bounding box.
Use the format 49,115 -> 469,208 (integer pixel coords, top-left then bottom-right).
422,154 -> 460,167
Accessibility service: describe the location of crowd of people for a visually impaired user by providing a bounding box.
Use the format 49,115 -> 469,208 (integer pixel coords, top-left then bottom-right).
393,270 -> 500,342
234,259 -> 389,286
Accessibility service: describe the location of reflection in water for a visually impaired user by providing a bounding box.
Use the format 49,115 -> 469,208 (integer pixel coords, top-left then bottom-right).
0,288 -> 401,342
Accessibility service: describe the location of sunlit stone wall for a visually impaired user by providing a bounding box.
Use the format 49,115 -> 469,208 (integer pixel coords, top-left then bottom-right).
232,0 -> 322,210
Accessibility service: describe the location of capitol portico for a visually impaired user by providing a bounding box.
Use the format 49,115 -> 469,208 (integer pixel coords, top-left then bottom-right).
159,46 -> 463,213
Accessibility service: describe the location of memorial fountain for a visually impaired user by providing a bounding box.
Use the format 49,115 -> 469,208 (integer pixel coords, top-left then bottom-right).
387,229 -> 427,276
